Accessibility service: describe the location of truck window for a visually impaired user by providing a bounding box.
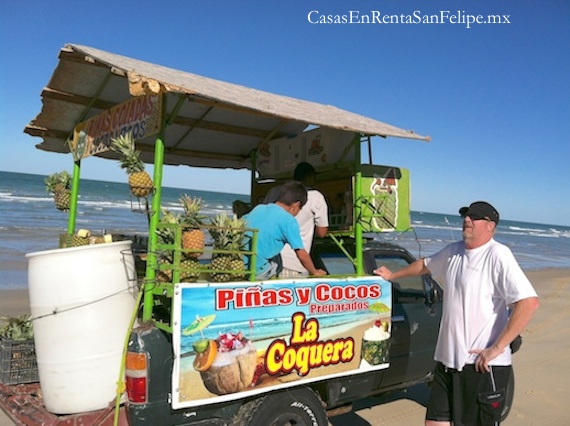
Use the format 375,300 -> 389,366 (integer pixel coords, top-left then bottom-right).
374,255 -> 425,294
319,253 -> 356,275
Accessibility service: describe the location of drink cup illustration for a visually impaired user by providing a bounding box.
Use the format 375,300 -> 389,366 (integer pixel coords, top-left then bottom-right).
360,319 -> 391,367
199,334 -> 257,395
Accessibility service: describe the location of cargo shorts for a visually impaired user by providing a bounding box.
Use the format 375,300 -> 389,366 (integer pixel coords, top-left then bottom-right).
426,362 -> 512,425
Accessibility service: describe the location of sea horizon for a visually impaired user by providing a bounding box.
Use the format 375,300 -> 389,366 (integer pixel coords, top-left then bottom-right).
1,170 -> 569,290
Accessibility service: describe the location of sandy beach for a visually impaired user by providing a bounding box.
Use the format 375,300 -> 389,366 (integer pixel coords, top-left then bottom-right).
1,268 -> 569,425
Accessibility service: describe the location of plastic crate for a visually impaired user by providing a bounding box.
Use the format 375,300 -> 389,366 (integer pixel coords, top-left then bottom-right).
0,338 -> 39,385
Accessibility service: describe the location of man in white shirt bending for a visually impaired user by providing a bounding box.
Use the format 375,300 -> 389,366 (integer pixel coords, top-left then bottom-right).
279,162 -> 329,277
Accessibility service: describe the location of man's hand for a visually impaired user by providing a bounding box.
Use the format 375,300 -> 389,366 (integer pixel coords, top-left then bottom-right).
296,249 -> 327,277
312,268 -> 327,277
374,266 -> 394,281
373,259 -> 429,281
470,296 -> 540,373
470,346 -> 504,373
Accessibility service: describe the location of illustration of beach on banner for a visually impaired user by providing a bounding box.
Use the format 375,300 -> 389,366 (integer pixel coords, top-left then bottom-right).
171,277 -> 392,409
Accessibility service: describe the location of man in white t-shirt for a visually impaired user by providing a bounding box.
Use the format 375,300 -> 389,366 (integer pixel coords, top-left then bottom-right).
279,163 -> 329,277
374,201 -> 539,426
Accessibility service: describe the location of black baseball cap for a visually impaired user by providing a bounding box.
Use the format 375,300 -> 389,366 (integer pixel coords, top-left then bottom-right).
459,201 -> 500,225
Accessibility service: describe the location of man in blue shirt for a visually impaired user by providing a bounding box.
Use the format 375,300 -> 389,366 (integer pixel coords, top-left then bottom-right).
244,181 -> 327,280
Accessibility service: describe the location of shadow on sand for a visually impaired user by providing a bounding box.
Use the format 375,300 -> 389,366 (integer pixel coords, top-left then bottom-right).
328,382 -> 430,426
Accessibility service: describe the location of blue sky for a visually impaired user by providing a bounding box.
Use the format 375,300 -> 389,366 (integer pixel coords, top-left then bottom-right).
1,0 -> 569,226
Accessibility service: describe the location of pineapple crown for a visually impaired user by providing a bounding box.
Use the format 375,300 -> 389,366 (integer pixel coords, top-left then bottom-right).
156,208 -> 180,244
209,212 -> 247,251
110,132 -> 146,175
0,315 -> 34,340
180,195 -> 206,227
45,170 -> 71,193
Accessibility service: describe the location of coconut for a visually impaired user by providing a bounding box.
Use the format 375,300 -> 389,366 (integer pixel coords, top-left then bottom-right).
200,342 -> 257,395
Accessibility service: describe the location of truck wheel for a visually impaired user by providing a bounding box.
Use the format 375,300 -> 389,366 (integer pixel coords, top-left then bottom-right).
233,388 -> 327,426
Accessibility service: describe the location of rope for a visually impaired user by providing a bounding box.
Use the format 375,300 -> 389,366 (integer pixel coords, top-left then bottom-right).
29,284 -> 140,322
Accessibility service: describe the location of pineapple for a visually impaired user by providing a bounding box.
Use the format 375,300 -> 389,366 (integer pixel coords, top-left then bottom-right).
71,234 -> 90,247
110,132 -> 154,198
156,256 -> 174,283
45,171 -> 71,211
180,195 -> 206,258
210,254 -> 231,283
59,233 -> 71,248
209,212 -> 247,282
180,257 -> 201,282
91,234 -> 112,244
155,208 -> 201,283
59,229 -> 91,248
73,229 -> 91,247
155,208 -> 178,283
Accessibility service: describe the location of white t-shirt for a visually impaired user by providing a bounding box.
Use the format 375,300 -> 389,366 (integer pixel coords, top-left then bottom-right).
425,238 -> 537,371
280,189 -> 329,273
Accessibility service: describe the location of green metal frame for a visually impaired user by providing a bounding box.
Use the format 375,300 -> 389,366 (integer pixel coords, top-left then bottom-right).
62,89 -> 377,330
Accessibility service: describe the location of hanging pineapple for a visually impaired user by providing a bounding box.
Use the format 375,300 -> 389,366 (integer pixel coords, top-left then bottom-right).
180,195 -> 206,258
110,132 -> 154,198
45,170 -> 71,211
209,212 -> 247,282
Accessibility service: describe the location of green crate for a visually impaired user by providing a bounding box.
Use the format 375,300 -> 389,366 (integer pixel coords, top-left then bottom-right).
0,338 -> 39,385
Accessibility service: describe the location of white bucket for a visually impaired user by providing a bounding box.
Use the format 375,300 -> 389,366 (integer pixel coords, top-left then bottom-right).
26,240 -> 138,414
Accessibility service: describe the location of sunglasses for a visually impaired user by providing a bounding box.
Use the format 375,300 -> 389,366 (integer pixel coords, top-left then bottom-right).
461,213 -> 491,222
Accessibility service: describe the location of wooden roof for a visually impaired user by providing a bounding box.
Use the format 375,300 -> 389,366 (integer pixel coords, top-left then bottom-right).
24,44 -> 430,169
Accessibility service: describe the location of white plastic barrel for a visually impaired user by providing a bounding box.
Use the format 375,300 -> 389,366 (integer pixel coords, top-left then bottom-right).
26,240 -> 137,414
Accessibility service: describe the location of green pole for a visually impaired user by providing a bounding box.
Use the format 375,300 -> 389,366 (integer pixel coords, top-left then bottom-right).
142,137 -> 164,321
67,160 -> 81,235
142,99 -> 167,322
354,135 -> 364,275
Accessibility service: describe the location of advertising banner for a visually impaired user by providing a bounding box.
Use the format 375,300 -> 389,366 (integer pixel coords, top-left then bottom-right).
69,93 -> 162,161
172,277 -> 392,409
358,165 -> 411,232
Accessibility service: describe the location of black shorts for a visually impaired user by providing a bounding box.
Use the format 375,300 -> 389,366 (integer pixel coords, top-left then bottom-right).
426,362 -> 512,425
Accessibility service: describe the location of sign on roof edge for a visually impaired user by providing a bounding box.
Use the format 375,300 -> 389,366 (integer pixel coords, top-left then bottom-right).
69,94 -> 162,161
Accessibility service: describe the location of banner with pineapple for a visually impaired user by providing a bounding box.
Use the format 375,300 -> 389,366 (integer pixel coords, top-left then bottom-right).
171,276 -> 392,409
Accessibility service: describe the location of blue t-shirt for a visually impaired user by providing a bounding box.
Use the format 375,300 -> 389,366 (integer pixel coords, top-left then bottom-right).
243,204 -> 304,276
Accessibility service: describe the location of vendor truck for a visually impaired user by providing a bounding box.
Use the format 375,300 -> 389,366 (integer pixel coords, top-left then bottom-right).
1,44 -> 446,426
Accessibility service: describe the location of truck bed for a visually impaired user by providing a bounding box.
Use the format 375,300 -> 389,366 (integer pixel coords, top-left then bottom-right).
0,382 -> 128,426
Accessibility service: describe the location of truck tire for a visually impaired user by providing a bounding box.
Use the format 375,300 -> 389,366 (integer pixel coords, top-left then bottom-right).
233,388 -> 327,426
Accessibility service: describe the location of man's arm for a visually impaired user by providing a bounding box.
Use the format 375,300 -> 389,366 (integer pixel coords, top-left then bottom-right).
471,296 -> 539,372
374,258 -> 429,281
314,225 -> 328,238
313,190 -> 329,238
295,249 -> 326,276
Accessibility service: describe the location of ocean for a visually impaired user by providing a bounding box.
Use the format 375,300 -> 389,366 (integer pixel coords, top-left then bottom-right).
1,170 -> 569,290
